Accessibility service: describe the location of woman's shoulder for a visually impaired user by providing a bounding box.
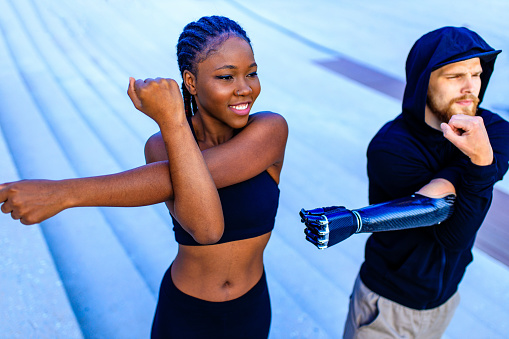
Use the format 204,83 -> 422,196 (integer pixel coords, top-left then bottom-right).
246,111 -> 288,132
249,111 -> 286,120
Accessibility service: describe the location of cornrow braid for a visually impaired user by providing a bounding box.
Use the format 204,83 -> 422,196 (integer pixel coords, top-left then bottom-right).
176,16 -> 251,117
182,83 -> 193,118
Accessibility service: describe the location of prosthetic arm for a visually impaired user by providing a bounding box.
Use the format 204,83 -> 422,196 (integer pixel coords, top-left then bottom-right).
300,193 -> 455,249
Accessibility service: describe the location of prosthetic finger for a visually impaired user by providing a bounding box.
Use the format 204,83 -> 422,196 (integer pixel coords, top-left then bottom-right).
300,206 -> 358,249
300,193 -> 455,249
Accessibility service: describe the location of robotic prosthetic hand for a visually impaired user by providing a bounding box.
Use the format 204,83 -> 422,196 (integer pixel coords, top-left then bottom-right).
300,193 -> 455,249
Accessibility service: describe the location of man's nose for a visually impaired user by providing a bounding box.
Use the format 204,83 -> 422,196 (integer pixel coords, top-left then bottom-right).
462,74 -> 477,94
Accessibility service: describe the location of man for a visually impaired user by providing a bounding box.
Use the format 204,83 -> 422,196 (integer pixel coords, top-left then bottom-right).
344,27 -> 509,338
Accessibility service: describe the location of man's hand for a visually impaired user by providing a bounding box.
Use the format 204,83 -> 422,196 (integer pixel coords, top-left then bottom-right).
127,77 -> 186,127
441,114 -> 493,166
0,180 -> 68,225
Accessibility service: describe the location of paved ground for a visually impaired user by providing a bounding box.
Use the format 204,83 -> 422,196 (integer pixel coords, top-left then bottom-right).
0,0 -> 508,338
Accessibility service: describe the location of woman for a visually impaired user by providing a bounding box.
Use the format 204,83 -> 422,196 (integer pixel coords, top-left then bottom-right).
0,16 -> 288,338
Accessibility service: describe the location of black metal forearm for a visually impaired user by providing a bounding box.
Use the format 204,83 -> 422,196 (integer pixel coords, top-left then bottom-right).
300,194 -> 456,249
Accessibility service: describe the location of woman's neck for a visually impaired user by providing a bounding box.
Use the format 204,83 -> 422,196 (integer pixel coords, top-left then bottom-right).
191,112 -> 235,150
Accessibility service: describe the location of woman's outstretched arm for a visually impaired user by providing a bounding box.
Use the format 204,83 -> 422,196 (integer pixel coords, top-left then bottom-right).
0,162 -> 172,225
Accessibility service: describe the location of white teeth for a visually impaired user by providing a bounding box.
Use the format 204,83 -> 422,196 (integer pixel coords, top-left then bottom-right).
232,103 -> 248,110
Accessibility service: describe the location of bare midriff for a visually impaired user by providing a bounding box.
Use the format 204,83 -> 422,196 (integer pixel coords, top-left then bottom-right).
170,232 -> 271,302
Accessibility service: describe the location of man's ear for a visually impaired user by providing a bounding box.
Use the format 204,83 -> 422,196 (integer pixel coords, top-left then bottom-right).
183,70 -> 197,95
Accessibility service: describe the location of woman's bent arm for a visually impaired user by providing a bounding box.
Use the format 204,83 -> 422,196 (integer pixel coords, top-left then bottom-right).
128,77 -> 223,244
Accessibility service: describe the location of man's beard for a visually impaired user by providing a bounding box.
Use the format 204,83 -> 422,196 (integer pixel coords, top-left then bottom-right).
426,94 -> 480,123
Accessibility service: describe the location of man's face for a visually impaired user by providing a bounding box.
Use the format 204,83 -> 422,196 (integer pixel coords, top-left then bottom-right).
426,57 -> 482,123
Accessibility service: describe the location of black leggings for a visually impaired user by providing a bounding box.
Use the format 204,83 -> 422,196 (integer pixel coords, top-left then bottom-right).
151,266 -> 271,339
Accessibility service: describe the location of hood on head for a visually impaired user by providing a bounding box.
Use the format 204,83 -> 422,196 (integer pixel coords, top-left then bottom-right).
402,26 -> 501,126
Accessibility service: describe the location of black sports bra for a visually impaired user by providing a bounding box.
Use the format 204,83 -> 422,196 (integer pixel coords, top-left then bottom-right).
171,118 -> 280,246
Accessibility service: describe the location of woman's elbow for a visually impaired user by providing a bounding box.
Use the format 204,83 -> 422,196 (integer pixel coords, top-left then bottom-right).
184,213 -> 224,244
192,221 -> 224,245
144,132 -> 167,164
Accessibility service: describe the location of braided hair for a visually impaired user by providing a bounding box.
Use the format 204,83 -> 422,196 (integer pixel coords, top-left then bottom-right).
176,16 -> 251,117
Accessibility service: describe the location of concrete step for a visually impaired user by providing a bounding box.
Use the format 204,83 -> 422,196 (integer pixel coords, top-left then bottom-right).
0,110 -> 83,339
10,0 -> 179,293
0,1 -> 157,336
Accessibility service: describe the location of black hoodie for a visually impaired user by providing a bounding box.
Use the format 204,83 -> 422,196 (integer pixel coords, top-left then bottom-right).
360,27 -> 509,309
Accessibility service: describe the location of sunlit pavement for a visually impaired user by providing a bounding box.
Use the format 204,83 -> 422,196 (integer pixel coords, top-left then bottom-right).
1,1 -> 508,338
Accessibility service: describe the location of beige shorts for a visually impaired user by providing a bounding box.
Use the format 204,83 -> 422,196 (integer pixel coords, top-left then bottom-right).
343,275 -> 460,339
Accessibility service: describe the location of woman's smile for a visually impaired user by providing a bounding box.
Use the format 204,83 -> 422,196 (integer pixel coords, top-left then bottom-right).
229,102 -> 251,116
